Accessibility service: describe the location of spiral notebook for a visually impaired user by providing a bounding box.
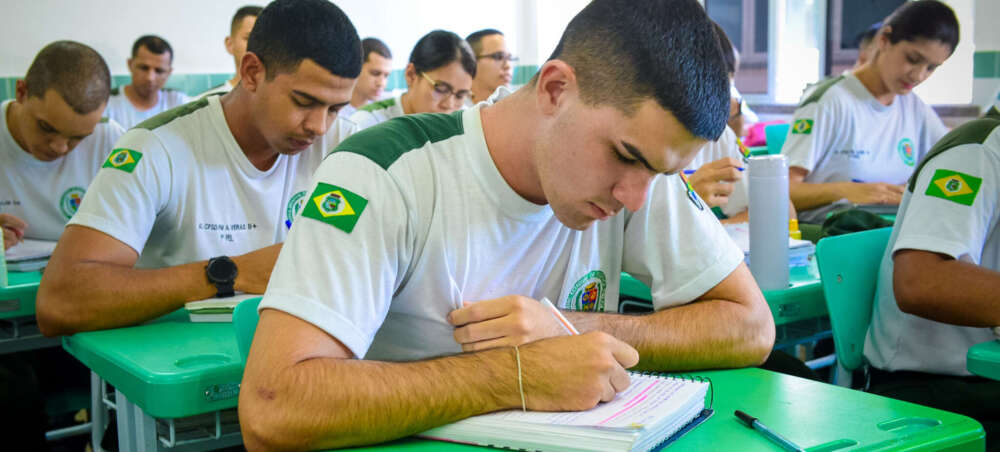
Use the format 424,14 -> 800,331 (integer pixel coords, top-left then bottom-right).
419,372 -> 713,452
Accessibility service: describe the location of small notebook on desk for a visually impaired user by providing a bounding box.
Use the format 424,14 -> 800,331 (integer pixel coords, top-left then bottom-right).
184,294 -> 258,322
419,372 -> 712,452
5,239 -> 57,272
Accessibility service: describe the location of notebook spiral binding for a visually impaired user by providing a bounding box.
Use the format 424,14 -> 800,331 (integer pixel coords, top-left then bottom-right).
635,372 -> 714,410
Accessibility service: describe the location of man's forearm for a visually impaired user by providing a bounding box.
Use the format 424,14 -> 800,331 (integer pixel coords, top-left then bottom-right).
567,299 -> 774,371
37,260 -> 215,335
240,348 -> 517,451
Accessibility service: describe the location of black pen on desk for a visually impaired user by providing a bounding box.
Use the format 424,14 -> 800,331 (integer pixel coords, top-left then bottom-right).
735,410 -> 805,452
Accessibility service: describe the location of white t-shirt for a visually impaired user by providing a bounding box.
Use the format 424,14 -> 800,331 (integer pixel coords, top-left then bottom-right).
347,94 -> 405,131
783,73 -> 947,221
0,100 -> 124,241
69,95 -> 357,269
105,87 -> 191,129
865,118 -> 1000,376
195,81 -> 233,100
259,94 -> 744,362
685,126 -> 748,217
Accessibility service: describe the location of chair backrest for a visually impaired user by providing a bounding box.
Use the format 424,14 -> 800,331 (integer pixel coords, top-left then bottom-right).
233,297 -> 263,362
815,227 -> 892,371
765,123 -> 791,155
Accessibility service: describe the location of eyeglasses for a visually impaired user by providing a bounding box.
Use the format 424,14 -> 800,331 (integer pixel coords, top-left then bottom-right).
420,72 -> 471,101
476,51 -> 519,63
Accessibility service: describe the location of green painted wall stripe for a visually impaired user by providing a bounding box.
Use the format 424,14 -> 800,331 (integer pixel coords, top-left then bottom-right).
974,51 -> 1000,79
0,65 -> 544,101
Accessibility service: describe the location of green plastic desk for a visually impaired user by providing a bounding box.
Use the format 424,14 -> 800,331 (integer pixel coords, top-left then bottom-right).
968,340 -> 1000,381
620,264 -> 826,327
0,270 -> 43,319
347,368 -> 984,451
62,309 -> 244,419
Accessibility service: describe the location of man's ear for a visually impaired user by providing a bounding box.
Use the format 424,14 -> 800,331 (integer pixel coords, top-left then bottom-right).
534,60 -> 577,116
14,80 -> 28,103
224,36 -> 234,56
240,52 -> 266,93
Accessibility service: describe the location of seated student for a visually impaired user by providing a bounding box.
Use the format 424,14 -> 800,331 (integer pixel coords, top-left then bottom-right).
349,30 -> 475,130
340,37 -> 393,119
105,35 -> 190,129
196,5 -> 263,99
0,41 -> 124,244
783,1 -> 956,224
466,28 -> 515,106
36,0 -> 361,336
240,0 -> 775,449
865,109 -> 1000,448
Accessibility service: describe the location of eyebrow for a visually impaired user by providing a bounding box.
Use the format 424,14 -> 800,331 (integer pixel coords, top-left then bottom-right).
622,141 -> 665,174
39,119 -> 90,140
292,90 -> 349,109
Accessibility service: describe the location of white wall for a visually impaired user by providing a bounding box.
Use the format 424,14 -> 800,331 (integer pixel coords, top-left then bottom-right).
0,0 -> 588,77
972,0 -> 1000,110
912,0 -> 975,105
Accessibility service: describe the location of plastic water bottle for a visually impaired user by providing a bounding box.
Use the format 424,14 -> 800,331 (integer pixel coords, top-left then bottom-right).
748,155 -> 789,290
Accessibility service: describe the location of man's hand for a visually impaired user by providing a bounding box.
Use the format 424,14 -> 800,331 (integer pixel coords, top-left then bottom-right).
838,182 -> 904,205
449,295 -> 570,352
519,332 -> 639,411
687,157 -> 744,207
232,244 -> 283,293
0,214 -> 27,250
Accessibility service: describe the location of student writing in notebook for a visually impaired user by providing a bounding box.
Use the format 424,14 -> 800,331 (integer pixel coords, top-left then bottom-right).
782,1 -> 957,223
241,1 -> 775,449
0,41 -> 124,245
36,0 -> 361,335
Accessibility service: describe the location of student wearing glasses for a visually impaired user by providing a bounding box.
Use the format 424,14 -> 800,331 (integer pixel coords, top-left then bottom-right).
466,29 -> 516,107
349,30 -> 475,131
782,1 -> 956,223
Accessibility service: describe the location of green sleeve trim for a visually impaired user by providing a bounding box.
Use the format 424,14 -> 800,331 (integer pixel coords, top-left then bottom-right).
798,75 -> 846,107
360,97 -> 397,113
331,111 -> 464,170
134,97 -> 210,131
907,117 -> 1000,192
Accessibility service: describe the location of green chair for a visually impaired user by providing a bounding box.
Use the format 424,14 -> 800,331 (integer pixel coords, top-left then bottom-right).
233,297 -> 263,362
765,123 -> 790,155
815,227 -> 892,383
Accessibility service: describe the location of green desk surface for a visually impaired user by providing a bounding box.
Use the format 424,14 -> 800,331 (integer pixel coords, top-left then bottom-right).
347,368 -> 984,451
968,340 -> 1000,381
62,309 -> 244,419
620,264 -> 826,327
0,270 -> 43,319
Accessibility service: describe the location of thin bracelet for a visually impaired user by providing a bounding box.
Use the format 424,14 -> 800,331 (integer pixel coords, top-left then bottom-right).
514,345 -> 526,411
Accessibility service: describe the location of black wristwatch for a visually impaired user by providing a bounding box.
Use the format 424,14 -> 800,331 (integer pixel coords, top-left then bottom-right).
205,256 -> 238,298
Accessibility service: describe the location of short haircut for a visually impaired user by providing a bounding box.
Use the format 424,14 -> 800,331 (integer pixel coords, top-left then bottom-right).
409,30 -> 477,78
131,35 -> 174,62
711,21 -> 737,76
247,0 -> 362,80
465,29 -> 503,55
231,5 -> 263,36
545,0 -> 730,141
856,21 -> 882,48
884,0 -> 959,54
362,37 -> 392,63
24,41 -> 111,115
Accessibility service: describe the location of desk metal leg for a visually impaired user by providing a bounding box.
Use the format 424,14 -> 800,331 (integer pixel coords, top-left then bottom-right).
116,389 -> 158,451
91,372 -> 107,452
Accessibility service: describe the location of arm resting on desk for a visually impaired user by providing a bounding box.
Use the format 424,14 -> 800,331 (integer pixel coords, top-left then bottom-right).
789,166 -> 903,210
240,309 -> 638,451
568,262 -> 776,371
36,225 -> 280,336
893,249 -> 1000,327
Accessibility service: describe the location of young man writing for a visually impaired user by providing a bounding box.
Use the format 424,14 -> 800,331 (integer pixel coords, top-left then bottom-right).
240,0 -> 774,449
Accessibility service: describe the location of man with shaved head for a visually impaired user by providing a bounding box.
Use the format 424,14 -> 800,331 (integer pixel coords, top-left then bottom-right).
0,40 -> 124,248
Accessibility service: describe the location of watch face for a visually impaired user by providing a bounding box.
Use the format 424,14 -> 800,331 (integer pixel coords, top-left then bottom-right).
208,257 -> 238,281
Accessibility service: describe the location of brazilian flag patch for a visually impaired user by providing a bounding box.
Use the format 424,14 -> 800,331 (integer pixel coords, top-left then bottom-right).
103,148 -> 142,173
792,119 -> 813,135
300,183 -> 368,233
925,169 -> 982,206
